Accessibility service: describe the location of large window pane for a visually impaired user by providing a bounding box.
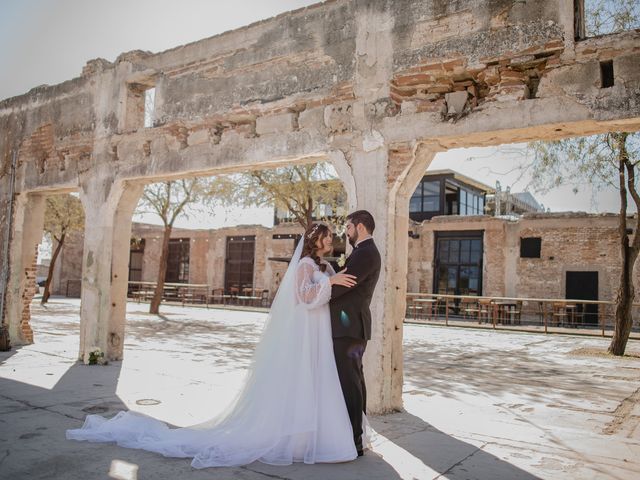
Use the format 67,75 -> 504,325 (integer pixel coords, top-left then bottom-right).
423,181 -> 440,195
409,196 -> 422,212
422,181 -> 440,212
447,267 -> 457,290
166,239 -> 190,283
437,265 -> 449,293
225,236 -> 255,293
434,235 -> 483,296
423,195 -> 440,211
439,241 -> 449,261
460,239 -> 470,263
448,241 -> 460,263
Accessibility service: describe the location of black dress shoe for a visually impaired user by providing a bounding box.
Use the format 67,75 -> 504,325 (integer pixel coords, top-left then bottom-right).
357,449 -> 364,457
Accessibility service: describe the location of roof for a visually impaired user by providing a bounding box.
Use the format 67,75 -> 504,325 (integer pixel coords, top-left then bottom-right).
424,169 -> 495,193
512,192 -> 543,211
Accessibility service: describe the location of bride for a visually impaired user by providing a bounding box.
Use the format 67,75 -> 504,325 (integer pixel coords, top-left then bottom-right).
66,222 -> 361,468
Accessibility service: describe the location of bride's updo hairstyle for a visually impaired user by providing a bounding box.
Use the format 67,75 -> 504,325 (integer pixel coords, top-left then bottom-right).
301,222 -> 331,272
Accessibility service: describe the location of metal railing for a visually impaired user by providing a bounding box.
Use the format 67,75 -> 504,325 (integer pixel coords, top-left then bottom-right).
127,281 -> 271,308
406,292 -> 640,338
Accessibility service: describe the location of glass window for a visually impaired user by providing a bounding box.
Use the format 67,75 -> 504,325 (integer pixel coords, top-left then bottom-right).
423,181 -> 440,195
460,239 -> 470,263
410,186 -> 422,212
423,181 -> 440,211
409,180 -> 441,213
434,235 -> 483,296
447,267 -> 457,290
458,190 -> 484,215
423,196 -> 439,211
448,240 -> 460,263
439,241 -> 449,261
409,196 -> 422,212
225,236 -> 255,293
166,239 -> 190,283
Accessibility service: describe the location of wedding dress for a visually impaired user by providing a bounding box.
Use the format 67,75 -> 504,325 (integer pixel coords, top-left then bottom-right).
66,241 -> 358,468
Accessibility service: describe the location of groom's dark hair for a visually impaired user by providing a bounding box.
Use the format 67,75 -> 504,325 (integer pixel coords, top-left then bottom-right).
347,210 -> 375,234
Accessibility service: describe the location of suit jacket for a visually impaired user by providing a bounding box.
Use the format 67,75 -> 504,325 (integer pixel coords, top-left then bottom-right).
330,238 -> 381,340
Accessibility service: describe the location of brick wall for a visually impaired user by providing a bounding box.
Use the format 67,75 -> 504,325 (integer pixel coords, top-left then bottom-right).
408,216 -> 507,296
409,213 -> 639,302
187,232 -> 209,284
52,214 -> 638,306
514,214 -> 634,302
20,247 -> 38,343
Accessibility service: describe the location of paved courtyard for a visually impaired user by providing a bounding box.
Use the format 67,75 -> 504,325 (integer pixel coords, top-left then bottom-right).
1,298 -> 639,479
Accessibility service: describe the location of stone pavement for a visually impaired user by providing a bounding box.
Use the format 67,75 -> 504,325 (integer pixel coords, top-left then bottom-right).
1,298 -> 639,480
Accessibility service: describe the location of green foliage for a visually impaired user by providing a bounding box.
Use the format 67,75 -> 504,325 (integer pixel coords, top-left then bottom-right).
88,347 -> 105,365
586,0 -> 640,36
44,194 -> 84,242
136,178 -> 217,227
527,133 -> 640,196
211,163 -> 346,229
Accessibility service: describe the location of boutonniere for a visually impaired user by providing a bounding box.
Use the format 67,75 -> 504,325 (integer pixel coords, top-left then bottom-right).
337,253 -> 347,268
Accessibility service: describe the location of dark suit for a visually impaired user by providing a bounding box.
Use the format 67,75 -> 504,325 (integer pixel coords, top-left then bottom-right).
330,237 -> 381,452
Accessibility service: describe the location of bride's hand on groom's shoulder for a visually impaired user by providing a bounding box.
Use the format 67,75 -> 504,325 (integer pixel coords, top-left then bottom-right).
330,271 -> 357,288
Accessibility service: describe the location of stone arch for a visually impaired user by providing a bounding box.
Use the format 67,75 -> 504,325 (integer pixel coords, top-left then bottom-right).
3,193 -> 45,345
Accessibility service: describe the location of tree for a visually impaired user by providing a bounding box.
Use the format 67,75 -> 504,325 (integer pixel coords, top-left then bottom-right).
136,178 -> 211,314
524,1 -> 640,355
584,0 -> 639,36
213,163 -> 346,230
527,133 -> 639,355
42,194 -> 84,304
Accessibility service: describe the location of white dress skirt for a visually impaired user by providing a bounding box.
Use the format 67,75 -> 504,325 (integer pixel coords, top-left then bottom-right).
66,255 -> 359,468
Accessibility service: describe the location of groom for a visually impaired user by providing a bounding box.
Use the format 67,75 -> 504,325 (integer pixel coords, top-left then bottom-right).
330,210 -> 381,456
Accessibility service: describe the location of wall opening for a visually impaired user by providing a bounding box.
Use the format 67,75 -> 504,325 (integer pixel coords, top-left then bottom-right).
574,0 -> 586,40
124,82 -> 156,132
144,87 -> 156,128
520,237 -> 542,258
600,60 -> 614,88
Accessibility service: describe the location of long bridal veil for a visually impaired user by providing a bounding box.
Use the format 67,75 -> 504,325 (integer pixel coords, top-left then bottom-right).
67,240 -> 330,468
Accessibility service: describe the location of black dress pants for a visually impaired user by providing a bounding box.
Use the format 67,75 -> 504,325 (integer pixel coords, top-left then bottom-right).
332,336 -> 367,451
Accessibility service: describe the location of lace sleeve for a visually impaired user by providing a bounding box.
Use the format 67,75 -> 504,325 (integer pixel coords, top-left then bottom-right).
295,260 -> 331,309
325,261 -> 337,276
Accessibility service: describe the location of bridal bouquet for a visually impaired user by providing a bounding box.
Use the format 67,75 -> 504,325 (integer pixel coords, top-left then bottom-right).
88,347 -> 106,365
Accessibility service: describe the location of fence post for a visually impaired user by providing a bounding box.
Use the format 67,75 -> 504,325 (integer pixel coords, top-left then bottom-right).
445,298 -> 449,326
492,303 -> 497,330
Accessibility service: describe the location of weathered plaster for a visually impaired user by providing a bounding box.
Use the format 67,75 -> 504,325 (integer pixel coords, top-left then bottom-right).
1,0 -> 640,413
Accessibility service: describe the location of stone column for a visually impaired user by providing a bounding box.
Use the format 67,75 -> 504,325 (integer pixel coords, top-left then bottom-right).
331,142 -> 437,414
4,193 -> 45,345
78,172 -> 142,363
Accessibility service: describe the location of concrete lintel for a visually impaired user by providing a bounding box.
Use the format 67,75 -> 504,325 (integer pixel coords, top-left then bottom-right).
381,97 -> 640,150
255,112 -> 297,136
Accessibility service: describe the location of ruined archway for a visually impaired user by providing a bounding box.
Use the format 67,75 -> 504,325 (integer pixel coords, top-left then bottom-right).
2,1 -> 639,414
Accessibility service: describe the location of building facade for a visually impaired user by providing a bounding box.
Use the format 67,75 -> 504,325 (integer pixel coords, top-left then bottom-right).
48,212 -> 638,312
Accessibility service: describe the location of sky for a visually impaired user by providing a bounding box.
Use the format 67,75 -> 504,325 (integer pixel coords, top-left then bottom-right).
1,0 -> 631,231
